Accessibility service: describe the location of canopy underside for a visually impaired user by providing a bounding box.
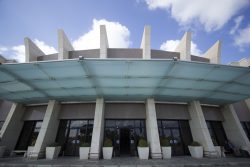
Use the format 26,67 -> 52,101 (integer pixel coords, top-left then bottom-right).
0,59 -> 249,105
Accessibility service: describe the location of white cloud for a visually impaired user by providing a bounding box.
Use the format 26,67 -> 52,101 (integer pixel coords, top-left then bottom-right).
11,45 -> 25,62
34,39 -> 57,54
1,40 -> 57,63
160,39 -> 202,56
230,15 -> 244,35
73,19 -> 131,50
160,40 -> 179,51
0,46 -> 8,54
145,0 -> 249,32
234,25 -> 250,51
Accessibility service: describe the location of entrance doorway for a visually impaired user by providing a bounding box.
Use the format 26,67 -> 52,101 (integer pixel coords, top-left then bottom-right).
120,128 -> 130,155
104,119 -> 146,157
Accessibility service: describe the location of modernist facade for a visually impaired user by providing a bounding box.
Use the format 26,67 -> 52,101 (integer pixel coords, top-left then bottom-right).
0,26 -> 250,159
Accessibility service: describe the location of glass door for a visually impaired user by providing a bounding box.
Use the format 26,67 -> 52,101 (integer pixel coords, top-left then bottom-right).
104,119 -> 146,157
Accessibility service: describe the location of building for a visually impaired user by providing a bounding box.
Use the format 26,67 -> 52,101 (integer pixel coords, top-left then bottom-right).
0,55 -> 17,64
0,26 -> 250,160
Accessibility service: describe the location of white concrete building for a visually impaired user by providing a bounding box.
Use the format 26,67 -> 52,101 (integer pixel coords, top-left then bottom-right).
0,26 -> 250,160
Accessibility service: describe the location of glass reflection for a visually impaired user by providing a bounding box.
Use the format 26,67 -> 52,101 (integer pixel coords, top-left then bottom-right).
15,121 -> 42,151
56,119 -> 93,156
158,119 -> 192,156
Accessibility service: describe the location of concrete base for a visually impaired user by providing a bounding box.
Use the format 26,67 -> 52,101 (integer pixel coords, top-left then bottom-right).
1,157 -> 250,167
188,101 -> 217,157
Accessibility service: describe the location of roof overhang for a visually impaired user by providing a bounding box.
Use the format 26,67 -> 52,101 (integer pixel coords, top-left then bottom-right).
0,59 -> 250,105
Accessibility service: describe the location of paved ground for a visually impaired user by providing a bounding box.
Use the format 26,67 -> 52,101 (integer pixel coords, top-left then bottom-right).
0,156 -> 250,167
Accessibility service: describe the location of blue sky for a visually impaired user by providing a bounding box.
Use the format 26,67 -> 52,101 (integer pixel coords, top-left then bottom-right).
0,0 -> 250,64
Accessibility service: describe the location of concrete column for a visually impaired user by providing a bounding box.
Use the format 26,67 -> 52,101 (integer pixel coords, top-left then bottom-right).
29,100 -> 61,159
140,25 -> 151,59
90,98 -> 105,159
24,38 -> 45,62
188,101 -> 217,157
0,103 -> 25,154
203,40 -> 221,64
174,32 -> 191,61
100,25 -> 109,59
221,104 -> 250,153
58,29 -> 74,60
145,98 -> 162,159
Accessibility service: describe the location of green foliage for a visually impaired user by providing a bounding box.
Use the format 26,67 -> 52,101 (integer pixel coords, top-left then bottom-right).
103,138 -> 113,147
138,138 -> 148,147
189,141 -> 201,146
160,136 -> 171,147
80,142 -> 90,147
30,139 -> 36,146
48,142 -> 60,147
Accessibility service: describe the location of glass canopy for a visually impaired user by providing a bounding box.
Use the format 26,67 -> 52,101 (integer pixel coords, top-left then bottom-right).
0,59 -> 249,105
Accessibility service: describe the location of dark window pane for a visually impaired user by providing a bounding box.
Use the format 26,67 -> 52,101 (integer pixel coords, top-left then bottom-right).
106,120 -> 116,127
162,120 -> 178,128
157,120 -> 162,128
163,129 -> 171,137
121,120 -> 134,128
57,119 -> 94,156
211,121 -> 227,146
15,121 -> 42,150
135,120 -> 142,127
56,120 -> 69,152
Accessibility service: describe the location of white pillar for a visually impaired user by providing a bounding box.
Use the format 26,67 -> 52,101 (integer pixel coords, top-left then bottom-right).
141,25 -> 151,59
89,98 -> 105,159
174,32 -> 191,61
145,98 -> 162,159
221,104 -> 250,153
188,101 -> 217,157
58,29 -> 74,60
203,40 -> 221,64
100,25 -> 109,59
29,100 -> 61,159
24,38 -> 45,62
0,103 -> 25,154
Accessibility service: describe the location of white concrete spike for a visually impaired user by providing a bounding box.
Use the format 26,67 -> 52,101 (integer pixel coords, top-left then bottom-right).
24,38 -> 45,62
203,40 -> 221,64
141,25 -> 151,59
100,25 -> 109,59
174,32 -> 191,61
58,29 -> 74,60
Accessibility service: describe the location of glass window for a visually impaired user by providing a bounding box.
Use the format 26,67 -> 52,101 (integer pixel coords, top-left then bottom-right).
106,120 -> 116,127
135,120 -> 144,127
15,121 -> 42,150
56,119 -> 94,156
241,122 -> 250,140
206,121 -> 227,146
157,120 -> 162,128
0,121 -> 4,130
158,119 -> 192,156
